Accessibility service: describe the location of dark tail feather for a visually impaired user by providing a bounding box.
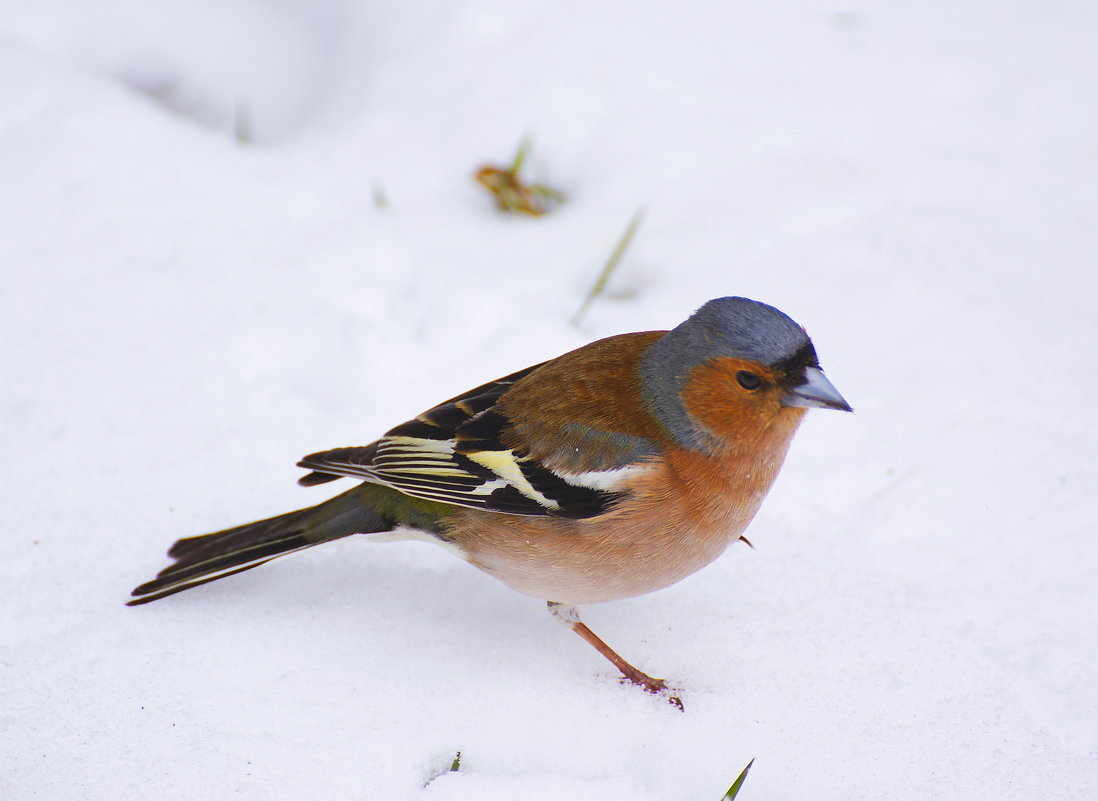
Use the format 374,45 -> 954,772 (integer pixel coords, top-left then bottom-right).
128,487 -> 390,606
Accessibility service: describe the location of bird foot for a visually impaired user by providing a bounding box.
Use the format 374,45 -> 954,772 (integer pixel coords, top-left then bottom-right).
618,670 -> 684,711
548,602 -> 684,710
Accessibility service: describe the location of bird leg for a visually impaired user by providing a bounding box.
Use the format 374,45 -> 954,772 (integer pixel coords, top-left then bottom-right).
547,602 -> 683,710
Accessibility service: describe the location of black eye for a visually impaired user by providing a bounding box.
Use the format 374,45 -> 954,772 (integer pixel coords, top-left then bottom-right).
736,371 -> 762,390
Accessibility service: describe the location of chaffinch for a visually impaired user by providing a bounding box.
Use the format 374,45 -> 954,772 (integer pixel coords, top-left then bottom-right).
129,296 -> 850,707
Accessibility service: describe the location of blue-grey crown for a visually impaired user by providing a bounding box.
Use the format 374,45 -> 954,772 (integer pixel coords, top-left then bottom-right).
639,297 -> 816,449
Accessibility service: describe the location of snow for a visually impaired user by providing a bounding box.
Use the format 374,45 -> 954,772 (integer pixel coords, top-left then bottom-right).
3,1 -> 1096,799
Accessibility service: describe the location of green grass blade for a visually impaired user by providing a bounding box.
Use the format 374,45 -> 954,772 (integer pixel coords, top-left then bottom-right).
720,758 -> 754,800
510,137 -> 530,174
571,208 -> 644,327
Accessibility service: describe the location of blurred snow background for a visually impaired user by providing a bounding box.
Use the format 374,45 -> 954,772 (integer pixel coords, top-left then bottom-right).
2,1 -> 1096,799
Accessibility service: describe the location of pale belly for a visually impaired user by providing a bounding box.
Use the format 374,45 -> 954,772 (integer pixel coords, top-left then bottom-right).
444,491 -> 762,605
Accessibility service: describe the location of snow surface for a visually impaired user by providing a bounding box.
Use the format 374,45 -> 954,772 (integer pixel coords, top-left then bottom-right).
3,2 -> 1097,799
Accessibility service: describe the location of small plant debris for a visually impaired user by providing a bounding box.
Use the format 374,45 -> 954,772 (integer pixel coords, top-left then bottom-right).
474,139 -> 565,216
233,100 -> 253,145
371,182 -> 388,209
422,750 -> 462,788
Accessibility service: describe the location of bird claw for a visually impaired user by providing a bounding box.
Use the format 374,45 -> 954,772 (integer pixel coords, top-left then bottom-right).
618,673 -> 685,711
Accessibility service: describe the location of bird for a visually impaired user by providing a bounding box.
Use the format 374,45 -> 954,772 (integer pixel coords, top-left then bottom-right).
128,296 -> 850,708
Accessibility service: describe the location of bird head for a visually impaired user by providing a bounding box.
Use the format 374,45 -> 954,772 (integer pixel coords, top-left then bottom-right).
640,297 -> 851,451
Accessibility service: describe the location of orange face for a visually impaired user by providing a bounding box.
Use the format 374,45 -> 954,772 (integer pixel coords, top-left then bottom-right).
679,357 -> 806,447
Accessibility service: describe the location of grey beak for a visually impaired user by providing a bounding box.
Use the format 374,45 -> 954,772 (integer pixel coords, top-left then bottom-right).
782,366 -> 852,412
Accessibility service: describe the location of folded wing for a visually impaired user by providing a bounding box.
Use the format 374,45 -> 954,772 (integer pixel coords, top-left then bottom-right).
297,362 -> 655,519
